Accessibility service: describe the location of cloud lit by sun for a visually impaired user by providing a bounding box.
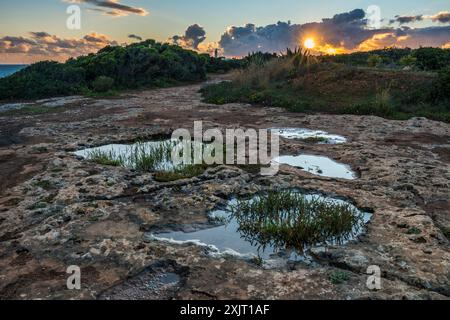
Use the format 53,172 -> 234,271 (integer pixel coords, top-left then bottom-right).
304,38 -> 315,49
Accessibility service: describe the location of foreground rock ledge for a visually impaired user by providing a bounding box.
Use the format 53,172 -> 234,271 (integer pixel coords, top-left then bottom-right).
0,76 -> 449,300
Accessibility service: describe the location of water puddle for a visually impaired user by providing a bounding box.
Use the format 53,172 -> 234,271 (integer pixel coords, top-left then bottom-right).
99,264 -> 183,300
74,139 -> 209,171
271,128 -> 346,144
273,154 -> 356,180
150,191 -> 372,265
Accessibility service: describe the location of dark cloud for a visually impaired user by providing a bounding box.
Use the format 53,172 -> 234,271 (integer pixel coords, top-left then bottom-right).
128,34 -> 143,41
390,15 -> 423,24
171,24 -> 206,50
428,11 -> 450,23
323,8 -> 366,24
64,0 -> 149,17
217,9 -> 450,57
29,32 -> 52,38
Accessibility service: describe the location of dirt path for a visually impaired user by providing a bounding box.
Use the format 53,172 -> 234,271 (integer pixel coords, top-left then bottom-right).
0,76 -> 449,300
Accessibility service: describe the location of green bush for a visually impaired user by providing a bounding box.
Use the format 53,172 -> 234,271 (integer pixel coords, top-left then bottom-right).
322,47 -> 450,71
0,39 -> 208,100
329,271 -> 351,284
92,76 -> 114,92
367,54 -> 382,68
433,65 -> 450,100
0,61 -> 86,100
413,47 -> 450,71
399,55 -> 417,68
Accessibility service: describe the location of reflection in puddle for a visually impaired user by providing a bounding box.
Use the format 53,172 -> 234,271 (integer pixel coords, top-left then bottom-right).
150,192 -> 372,264
271,128 -> 346,144
273,154 -> 356,180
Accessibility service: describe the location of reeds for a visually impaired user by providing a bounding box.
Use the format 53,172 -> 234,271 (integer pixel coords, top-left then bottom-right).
229,190 -> 364,252
85,140 -> 210,181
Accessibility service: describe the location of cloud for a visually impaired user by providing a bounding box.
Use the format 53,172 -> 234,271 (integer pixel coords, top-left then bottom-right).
218,9 -> 381,56
390,11 -> 450,25
170,24 -> 206,50
0,31 -> 118,63
128,34 -> 143,41
426,11 -> 450,23
63,0 -> 149,17
217,9 -> 450,57
390,15 -> 423,25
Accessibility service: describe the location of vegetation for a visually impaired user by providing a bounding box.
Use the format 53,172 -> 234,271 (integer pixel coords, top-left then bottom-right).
329,270 -> 352,284
0,39 -> 240,100
321,47 -> 450,71
86,149 -> 125,167
0,105 -> 65,117
85,141 -> 175,171
407,227 -> 422,235
441,227 -> 450,240
200,54 -> 243,73
91,76 -> 114,92
154,164 -> 208,182
85,140 -> 212,181
301,136 -> 329,144
229,190 -> 365,252
201,47 -> 450,122
367,54 -> 382,68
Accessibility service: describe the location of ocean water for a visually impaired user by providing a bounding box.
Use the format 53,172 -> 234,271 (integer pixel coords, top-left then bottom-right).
0,64 -> 27,78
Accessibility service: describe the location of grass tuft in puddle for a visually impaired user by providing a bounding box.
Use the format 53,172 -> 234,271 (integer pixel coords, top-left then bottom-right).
85,140 -> 210,181
300,136 -> 329,144
230,190 -> 364,251
129,141 -> 174,171
86,149 -> 126,167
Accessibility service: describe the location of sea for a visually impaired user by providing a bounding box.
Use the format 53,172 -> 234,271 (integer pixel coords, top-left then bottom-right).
0,64 -> 28,78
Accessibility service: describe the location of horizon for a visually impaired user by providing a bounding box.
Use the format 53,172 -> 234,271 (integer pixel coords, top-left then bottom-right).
0,1 -> 449,63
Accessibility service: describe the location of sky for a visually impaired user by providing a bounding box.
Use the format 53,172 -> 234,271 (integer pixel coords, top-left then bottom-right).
0,0 -> 449,63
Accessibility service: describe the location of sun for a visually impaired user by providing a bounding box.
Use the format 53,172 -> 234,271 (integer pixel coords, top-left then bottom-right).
304,38 -> 316,49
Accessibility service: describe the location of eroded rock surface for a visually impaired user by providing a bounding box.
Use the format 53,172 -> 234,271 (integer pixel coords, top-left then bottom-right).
0,76 -> 448,300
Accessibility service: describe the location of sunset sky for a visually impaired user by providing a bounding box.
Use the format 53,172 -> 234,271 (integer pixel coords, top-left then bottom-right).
0,0 -> 449,63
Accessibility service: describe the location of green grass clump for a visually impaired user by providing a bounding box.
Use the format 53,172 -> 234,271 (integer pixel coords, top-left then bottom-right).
130,141 -> 174,171
301,136 -> 329,143
0,105 -> 63,117
86,149 -> 125,167
27,202 -> 48,210
230,190 -> 365,251
154,164 -> 207,182
329,270 -> 352,284
407,227 -> 422,235
34,180 -> 54,190
441,227 -> 450,240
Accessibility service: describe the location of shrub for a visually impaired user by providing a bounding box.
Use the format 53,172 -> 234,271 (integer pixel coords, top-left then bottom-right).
399,54 -> 417,68
329,271 -> 351,284
0,39 -> 208,100
92,76 -> 114,92
367,54 -> 382,68
0,61 -> 86,100
433,65 -> 450,100
413,47 -> 450,71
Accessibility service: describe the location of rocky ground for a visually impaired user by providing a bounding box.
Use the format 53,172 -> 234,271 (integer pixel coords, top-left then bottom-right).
0,75 -> 448,300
